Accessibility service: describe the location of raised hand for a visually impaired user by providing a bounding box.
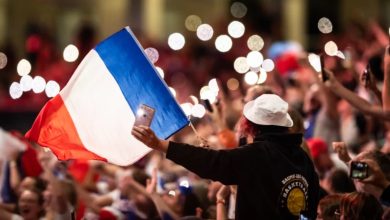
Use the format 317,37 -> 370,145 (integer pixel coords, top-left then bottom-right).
358,159 -> 390,190
332,141 -> 351,164
131,125 -> 169,152
216,185 -> 231,201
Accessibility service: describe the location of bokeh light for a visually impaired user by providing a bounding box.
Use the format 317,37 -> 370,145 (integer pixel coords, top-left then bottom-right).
200,85 -> 217,102
155,66 -> 164,78
336,50 -> 345,59
215,35 -> 233,53
230,2 -> 247,18
168,190 -> 176,197
261,59 -> 275,72
169,87 -> 176,97
20,75 -> 33,92
227,78 -> 239,90
185,15 -> 202,32
228,21 -> 245,38
208,78 -> 219,93
63,44 -> 79,62
257,69 -> 267,84
45,80 -> 60,98
32,76 -> 46,93
246,51 -> 264,68
168,33 -> 185,50
318,17 -> 333,34
196,24 -> 214,41
17,59 -> 32,76
179,179 -> 190,188
144,47 -> 159,64
0,52 -> 7,69
234,57 -> 250,74
247,35 -> 264,51
308,53 -> 321,72
189,95 -> 199,105
244,71 -> 258,85
191,104 -> 206,118
250,66 -> 261,73
324,41 -> 338,56
180,103 -> 193,116
9,82 -> 23,99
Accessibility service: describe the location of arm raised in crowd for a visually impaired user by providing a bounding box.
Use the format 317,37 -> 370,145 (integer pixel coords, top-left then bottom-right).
317,74 -> 339,121
132,126 -> 258,185
216,185 -> 230,220
305,55 -> 339,120
207,101 -> 237,149
42,162 -> 77,216
363,65 -> 383,104
383,46 -> 390,123
125,168 -> 180,220
9,152 -> 22,194
332,141 -> 352,164
356,159 -> 390,206
324,68 -> 390,120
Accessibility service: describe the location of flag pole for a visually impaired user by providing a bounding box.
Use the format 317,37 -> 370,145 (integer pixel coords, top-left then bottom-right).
189,119 -> 209,148
189,121 -> 199,136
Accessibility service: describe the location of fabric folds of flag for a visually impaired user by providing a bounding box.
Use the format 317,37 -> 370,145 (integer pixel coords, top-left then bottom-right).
25,27 -> 189,166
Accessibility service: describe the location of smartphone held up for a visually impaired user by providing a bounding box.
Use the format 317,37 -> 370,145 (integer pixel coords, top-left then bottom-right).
134,104 -> 155,127
320,54 -> 329,82
350,161 -> 368,179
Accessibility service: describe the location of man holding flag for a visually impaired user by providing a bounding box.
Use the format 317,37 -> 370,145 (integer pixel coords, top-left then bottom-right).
26,27 -> 189,166
132,94 -> 319,219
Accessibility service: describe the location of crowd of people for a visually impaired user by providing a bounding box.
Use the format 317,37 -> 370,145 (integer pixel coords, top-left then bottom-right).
0,17 -> 390,219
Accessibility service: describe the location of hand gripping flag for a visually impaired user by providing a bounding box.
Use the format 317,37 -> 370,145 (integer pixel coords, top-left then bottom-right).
25,27 -> 189,166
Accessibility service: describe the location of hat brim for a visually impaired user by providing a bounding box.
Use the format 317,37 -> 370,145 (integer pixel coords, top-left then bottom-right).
243,100 -> 294,127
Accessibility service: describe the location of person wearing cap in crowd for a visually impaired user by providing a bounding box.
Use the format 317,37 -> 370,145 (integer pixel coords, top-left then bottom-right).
306,138 -> 334,178
132,94 -> 319,219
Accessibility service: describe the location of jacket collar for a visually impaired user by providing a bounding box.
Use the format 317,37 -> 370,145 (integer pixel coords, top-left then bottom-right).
254,132 -> 303,147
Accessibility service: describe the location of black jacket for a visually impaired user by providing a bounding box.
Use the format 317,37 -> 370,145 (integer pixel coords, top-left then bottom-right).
380,185 -> 390,206
166,133 -> 319,220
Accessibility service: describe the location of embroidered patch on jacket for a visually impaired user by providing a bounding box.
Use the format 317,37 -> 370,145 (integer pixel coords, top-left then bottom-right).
279,174 -> 309,216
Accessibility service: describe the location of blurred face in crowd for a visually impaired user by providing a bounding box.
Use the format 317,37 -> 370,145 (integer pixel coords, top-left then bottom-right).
18,177 -> 36,196
337,100 -> 352,118
18,190 -> 43,220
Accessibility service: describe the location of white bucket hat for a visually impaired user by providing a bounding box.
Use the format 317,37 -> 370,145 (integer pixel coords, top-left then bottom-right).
243,94 -> 293,127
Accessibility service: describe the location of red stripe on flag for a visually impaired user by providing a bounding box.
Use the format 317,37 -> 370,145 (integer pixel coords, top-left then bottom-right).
25,95 -> 107,162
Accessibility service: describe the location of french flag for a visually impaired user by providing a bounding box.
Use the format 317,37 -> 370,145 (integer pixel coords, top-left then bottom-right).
25,27 -> 189,166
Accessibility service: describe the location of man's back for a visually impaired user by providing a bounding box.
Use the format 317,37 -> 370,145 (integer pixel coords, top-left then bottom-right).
233,133 -> 319,219
166,132 -> 319,219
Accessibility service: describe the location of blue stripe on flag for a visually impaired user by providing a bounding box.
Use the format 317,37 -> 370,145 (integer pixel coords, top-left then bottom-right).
95,27 -> 189,139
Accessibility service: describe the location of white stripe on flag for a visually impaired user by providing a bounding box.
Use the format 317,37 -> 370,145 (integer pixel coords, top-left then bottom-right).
60,50 -> 151,165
